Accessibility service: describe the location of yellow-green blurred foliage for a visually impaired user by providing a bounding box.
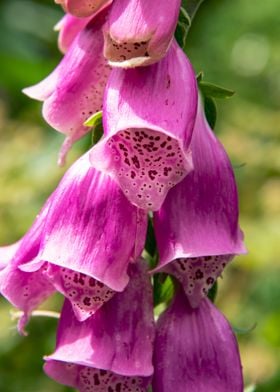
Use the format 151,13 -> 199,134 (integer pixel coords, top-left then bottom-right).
0,0 -> 279,391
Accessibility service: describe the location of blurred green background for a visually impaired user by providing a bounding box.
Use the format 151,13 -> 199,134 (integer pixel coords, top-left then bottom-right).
0,0 -> 279,391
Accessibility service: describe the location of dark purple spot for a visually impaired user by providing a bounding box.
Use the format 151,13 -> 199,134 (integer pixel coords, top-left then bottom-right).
195,269 -> 204,279
148,170 -> 157,180
207,277 -> 214,285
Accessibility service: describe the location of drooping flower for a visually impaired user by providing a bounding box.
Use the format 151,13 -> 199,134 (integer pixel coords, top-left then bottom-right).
90,41 -> 197,211
0,198 -> 56,333
1,152 -> 147,326
153,98 -> 246,307
23,10 -> 111,165
103,0 -> 181,67
44,261 -> 154,392
153,289 -> 244,392
54,13 -> 92,54
56,0 -> 112,18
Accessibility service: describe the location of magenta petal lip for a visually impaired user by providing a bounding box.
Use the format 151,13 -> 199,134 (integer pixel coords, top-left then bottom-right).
0,241 -> 21,271
0,198 -> 55,334
90,41 -> 198,211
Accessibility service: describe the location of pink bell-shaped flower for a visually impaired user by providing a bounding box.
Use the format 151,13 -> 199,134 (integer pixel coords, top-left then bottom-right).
44,261 -> 154,391
23,10 -> 111,165
90,41 -> 197,211
103,0 -> 181,67
153,289 -> 244,392
153,98 -> 246,307
1,152 -> 147,327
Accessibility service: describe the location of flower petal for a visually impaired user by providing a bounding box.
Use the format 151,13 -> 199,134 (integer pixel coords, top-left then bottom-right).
26,153 -> 146,320
0,199 -> 55,333
23,11 -> 111,164
44,261 -> 154,389
55,13 -> 92,53
153,99 -> 246,306
66,0 -> 112,17
153,291 -> 243,392
0,241 -> 21,271
44,362 -> 150,392
40,153 -> 147,291
43,264 -> 115,321
103,0 -> 181,67
90,41 -> 197,210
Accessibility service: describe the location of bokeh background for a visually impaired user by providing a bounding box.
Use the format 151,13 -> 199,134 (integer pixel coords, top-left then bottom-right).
0,0 -> 279,391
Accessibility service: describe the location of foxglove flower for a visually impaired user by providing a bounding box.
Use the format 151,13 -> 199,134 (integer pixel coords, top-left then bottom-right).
23,10 -> 111,165
153,289 -> 243,392
103,0 -> 181,67
56,0 -> 112,17
54,13 -> 92,53
90,41 -> 197,210
20,153 -> 147,321
1,152 -> 147,327
44,261 -> 154,391
153,99 -> 246,307
0,198 -> 55,333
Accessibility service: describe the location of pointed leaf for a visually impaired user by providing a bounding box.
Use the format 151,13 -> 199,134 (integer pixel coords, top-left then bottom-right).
199,81 -> 235,99
204,96 -> 217,129
84,110 -> 103,127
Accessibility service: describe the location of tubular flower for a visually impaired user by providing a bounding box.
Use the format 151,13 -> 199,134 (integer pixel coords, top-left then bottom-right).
153,99 -> 246,307
20,152 -> 147,322
44,261 -> 154,391
103,0 -> 181,67
90,41 -> 197,211
54,13 -> 92,54
23,10 -> 111,165
0,152 -> 146,327
153,289 -> 244,392
0,198 -> 56,333
56,0 -> 113,18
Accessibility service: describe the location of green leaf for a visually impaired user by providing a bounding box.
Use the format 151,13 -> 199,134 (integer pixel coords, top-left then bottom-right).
145,216 -> 157,260
204,96 -> 217,129
179,5 -> 192,26
175,21 -> 188,48
83,111 -> 103,146
83,110 -> 103,127
207,281 -> 218,303
233,322 -> 257,335
153,275 -> 174,307
199,81 -> 235,99
196,71 -> 204,83
160,276 -> 174,303
176,0 -> 205,50
91,121 -> 103,146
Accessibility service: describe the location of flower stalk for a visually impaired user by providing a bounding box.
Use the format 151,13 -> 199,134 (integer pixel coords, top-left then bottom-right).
0,1 -> 247,391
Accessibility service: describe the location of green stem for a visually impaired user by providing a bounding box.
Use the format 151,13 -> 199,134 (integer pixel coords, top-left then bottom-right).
10,309 -> 60,321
